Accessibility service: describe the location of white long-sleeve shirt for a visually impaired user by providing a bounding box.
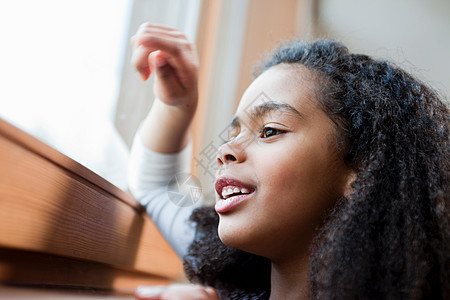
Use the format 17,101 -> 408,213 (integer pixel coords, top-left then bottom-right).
127,130 -> 200,257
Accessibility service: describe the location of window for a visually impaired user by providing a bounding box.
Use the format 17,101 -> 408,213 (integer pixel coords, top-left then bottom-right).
0,0 -> 204,190
0,0 -> 130,189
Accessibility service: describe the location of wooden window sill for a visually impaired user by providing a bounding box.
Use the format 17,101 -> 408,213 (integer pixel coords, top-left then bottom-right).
0,284 -> 135,299
0,118 -> 183,296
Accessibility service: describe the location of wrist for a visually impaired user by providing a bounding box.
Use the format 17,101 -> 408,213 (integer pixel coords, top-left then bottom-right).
140,98 -> 196,153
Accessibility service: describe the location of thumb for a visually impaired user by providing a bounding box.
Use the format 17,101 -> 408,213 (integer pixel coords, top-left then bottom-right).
150,52 -> 185,101
153,53 -> 171,78
204,287 -> 220,299
134,285 -> 165,299
149,52 -> 181,87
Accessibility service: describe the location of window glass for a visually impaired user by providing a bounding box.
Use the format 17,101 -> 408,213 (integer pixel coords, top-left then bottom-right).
0,0 -> 130,189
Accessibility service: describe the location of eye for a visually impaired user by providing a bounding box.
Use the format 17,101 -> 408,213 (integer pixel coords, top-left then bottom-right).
260,127 -> 285,139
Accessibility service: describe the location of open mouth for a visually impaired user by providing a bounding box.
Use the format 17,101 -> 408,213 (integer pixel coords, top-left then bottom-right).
221,186 -> 252,199
215,175 -> 256,203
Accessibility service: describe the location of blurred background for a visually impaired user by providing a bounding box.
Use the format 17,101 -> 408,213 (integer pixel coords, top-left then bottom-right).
1,0 -> 449,197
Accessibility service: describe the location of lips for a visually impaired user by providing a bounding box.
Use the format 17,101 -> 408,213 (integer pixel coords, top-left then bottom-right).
214,176 -> 255,213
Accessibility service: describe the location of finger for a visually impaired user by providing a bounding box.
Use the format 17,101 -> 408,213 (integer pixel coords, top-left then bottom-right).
131,23 -> 198,86
134,286 -> 166,300
151,52 -> 175,81
132,39 -> 197,88
204,287 -> 220,299
132,24 -> 187,51
149,51 -> 176,82
133,26 -> 186,46
130,27 -> 185,81
138,22 -> 179,33
150,52 -> 189,102
135,34 -> 188,58
134,34 -> 197,85
158,285 -> 218,300
131,44 -> 152,80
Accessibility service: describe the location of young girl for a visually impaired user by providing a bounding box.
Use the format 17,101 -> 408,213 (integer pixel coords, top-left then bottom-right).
128,23 -> 449,299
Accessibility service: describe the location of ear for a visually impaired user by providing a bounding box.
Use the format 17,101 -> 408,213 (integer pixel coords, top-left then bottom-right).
343,170 -> 357,198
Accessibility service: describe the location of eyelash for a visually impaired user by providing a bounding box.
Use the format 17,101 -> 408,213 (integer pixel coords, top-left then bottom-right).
259,126 -> 286,139
225,126 -> 286,143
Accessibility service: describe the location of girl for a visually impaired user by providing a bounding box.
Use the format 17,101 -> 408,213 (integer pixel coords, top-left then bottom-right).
128,23 -> 449,299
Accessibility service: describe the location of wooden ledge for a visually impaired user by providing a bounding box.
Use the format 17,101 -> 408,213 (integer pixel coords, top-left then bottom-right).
0,118 -> 182,291
0,118 -> 140,211
0,284 -> 135,299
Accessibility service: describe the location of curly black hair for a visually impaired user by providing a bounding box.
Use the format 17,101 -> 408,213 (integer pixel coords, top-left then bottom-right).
183,40 -> 450,299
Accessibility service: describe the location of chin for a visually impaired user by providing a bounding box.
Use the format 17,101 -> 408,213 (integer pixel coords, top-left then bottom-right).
217,218 -> 234,244
217,216 -> 262,255
217,216 -> 244,248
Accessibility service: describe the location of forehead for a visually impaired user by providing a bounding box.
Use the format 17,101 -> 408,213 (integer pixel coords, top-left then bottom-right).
236,64 -> 317,114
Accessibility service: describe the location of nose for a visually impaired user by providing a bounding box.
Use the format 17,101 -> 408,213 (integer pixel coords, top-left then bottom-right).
216,140 -> 247,166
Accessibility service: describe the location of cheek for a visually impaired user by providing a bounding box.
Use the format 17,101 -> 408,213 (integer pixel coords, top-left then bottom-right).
258,148 -> 326,196
256,144 -> 341,221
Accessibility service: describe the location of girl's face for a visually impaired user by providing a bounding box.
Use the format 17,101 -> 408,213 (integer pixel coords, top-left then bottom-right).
215,64 -> 353,261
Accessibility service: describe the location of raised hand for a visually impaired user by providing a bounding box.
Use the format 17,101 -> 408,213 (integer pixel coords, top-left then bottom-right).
130,23 -> 199,153
131,23 -> 199,109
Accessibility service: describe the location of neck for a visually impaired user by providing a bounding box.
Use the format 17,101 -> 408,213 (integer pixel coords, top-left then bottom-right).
269,252 -> 310,300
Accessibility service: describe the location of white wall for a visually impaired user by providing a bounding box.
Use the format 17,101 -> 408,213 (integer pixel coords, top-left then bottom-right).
317,0 -> 450,100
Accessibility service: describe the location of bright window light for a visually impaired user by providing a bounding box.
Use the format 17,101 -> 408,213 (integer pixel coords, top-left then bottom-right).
0,0 -> 130,189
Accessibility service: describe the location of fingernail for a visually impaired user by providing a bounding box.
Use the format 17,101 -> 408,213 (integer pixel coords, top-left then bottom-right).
140,73 -> 149,81
135,286 -> 165,297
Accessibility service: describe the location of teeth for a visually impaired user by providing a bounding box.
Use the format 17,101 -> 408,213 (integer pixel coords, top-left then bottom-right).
221,186 -> 252,199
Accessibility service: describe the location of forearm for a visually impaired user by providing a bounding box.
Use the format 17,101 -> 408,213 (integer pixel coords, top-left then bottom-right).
141,97 -> 196,153
127,132 -> 198,257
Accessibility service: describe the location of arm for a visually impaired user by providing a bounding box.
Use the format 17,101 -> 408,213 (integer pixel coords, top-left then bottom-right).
127,24 -> 201,257
129,23 -> 222,300
131,23 -> 198,153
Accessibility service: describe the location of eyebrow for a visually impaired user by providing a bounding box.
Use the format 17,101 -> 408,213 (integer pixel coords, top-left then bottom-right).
230,101 -> 303,128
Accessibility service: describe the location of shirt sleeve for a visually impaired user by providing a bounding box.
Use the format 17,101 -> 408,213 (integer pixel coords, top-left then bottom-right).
127,128 -> 200,258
